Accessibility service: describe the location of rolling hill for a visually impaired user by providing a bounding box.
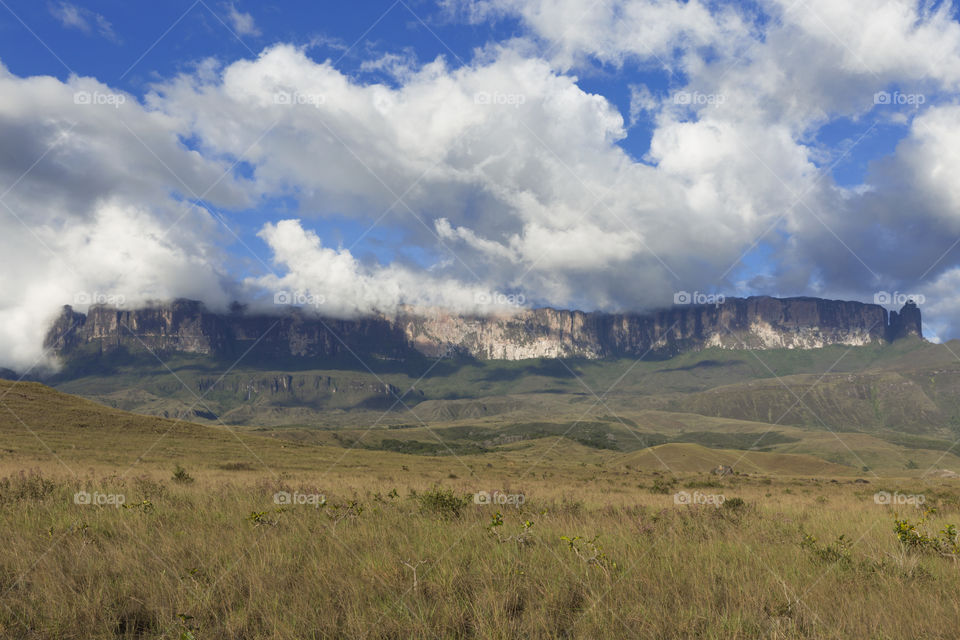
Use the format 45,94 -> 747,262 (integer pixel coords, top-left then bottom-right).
12,310 -> 960,478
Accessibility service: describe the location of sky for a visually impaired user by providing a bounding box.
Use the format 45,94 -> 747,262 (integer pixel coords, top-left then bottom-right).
1,0 -> 960,370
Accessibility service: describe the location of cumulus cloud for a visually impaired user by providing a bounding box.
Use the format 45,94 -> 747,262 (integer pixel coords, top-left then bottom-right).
248,220 -> 511,316
0,63 -> 245,372
150,43 -> 772,311
454,0 -> 960,332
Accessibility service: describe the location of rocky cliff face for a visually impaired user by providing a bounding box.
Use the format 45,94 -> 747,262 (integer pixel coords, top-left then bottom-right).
887,301 -> 923,341
401,297 -> 905,359
44,296 -> 921,365
45,299 -> 412,363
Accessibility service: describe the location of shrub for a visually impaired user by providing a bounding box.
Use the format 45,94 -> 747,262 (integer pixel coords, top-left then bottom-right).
800,533 -> 852,565
723,497 -> 746,510
417,487 -> 470,518
649,477 -> 677,494
172,464 -> 195,484
560,535 -> 618,574
132,474 -> 167,499
894,513 -> 960,556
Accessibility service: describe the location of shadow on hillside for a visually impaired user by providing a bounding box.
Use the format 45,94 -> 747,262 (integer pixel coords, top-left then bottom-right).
477,359 -> 588,382
47,346 -> 485,382
659,359 -> 744,373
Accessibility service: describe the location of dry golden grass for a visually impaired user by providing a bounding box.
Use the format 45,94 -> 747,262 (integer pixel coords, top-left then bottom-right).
2,464 -> 960,639
4,379 -> 960,638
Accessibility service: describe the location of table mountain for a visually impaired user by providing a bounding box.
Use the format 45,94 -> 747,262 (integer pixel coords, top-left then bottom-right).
43,296 -> 922,366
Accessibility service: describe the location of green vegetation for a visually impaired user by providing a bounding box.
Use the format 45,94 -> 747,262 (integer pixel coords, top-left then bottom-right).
172,464 -> 195,484
42,339 -> 960,476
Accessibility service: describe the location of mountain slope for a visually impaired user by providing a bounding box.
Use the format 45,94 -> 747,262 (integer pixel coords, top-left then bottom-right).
0,379 -> 323,471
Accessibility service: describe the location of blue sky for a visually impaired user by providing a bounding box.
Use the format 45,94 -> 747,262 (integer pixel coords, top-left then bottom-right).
1,0 -> 960,367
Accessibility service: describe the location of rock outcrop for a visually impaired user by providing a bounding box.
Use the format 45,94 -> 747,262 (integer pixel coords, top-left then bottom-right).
44,296 -> 921,365
888,301 -> 923,341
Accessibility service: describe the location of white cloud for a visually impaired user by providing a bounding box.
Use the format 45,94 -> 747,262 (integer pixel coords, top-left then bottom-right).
248,219 -> 510,316
457,0 -> 960,329
225,4 -> 261,38
0,62 -> 247,371
49,2 -> 118,42
150,44 -> 748,308
627,84 -> 657,127
447,0 -> 754,70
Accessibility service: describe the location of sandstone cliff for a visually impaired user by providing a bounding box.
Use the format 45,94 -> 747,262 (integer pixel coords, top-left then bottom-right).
45,299 -> 410,362
402,297 -> 904,359
44,296 -> 922,365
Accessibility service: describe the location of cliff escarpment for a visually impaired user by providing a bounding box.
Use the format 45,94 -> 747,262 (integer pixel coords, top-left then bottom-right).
44,297 -> 922,365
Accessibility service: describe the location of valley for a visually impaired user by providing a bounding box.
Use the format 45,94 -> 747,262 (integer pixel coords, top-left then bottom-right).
38,311 -> 960,478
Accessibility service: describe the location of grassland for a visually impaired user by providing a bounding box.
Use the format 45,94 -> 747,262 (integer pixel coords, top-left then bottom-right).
42,338 -> 960,477
50,338 -> 943,430
4,379 -> 960,638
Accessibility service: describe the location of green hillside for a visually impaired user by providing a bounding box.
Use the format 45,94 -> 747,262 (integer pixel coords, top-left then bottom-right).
14,337 -> 959,478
